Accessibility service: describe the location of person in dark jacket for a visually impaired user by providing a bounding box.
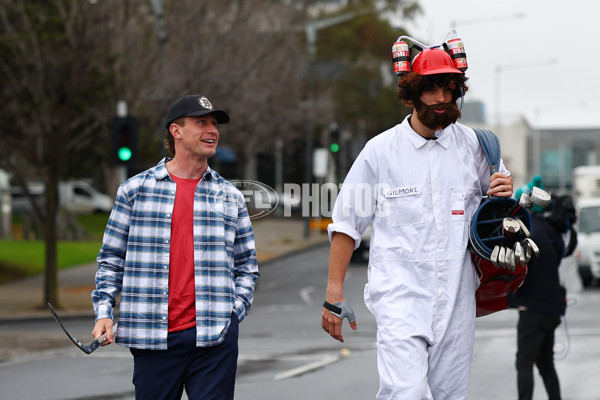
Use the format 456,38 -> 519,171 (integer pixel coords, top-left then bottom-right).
511,212 -> 566,400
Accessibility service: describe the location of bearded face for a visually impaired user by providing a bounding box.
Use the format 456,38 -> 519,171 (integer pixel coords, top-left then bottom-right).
413,98 -> 462,131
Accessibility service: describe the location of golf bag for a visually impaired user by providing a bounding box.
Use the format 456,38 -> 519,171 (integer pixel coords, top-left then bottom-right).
470,129 -> 531,317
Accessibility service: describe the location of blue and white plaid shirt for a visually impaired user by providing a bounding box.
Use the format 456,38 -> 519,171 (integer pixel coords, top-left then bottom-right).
92,158 -> 259,350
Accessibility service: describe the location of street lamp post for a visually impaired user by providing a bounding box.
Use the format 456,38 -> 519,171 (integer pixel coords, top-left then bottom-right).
302,10 -> 373,238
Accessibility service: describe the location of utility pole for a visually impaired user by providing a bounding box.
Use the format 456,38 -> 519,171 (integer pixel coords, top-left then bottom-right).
302,9 -> 374,238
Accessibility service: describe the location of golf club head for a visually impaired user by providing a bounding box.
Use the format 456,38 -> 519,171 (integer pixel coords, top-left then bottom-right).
519,192 -> 533,210
530,187 -> 552,208
498,246 -> 507,269
491,245 -> 500,267
523,243 -> 532,263
514,217 -> 530,238
513,242 -> 525,266
501,217 -> 521,238
522,238 -> 540,259
505,248 -> 515,271
513,242 -> 521,262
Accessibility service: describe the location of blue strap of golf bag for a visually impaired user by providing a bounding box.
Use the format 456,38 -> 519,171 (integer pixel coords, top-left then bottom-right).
473,128 -> 500,175
470,128 -> 502,260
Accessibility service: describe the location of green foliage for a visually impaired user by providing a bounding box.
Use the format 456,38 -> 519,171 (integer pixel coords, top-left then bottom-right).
312,0 -> 419,61
311,2 -> 417,138
317,14 -> 405,61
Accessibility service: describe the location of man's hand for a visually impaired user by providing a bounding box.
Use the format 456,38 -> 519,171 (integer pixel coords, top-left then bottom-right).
92,318 -> 115,346
321,300 -> 357,342
323,233 -> 357,342
488,172 -> 513,198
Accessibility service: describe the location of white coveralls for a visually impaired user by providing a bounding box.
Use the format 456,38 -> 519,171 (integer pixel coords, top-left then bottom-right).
328,116 -> 510,399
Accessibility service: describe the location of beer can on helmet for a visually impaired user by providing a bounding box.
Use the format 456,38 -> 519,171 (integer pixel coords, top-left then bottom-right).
446,38 -> 468,72
392,41 -> 410,76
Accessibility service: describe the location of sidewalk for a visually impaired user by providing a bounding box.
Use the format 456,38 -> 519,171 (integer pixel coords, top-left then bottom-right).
0,216 -> 329,321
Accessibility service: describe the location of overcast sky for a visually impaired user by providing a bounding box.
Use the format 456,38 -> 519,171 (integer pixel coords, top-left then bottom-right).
400,0 -> 599,129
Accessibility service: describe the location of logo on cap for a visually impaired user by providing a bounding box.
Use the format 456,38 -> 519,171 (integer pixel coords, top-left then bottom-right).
198,96 -> 213,110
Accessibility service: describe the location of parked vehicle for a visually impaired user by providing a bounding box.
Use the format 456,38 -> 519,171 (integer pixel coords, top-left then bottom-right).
11,181 -> 113,215
574,198 -> 600,287
11,183 -> 45,213
573,166 -> 600,203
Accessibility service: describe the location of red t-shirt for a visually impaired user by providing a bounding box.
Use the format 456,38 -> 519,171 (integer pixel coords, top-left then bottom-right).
168,174 -> 200,332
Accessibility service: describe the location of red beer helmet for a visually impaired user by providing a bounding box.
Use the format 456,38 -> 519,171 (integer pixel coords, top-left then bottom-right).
412,48 -> 462,75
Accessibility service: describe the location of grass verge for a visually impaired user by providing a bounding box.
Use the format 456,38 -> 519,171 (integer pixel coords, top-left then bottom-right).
0,240 -> 101,284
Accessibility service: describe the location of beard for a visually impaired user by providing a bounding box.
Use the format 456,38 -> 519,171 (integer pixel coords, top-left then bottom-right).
414,99 -> 462,131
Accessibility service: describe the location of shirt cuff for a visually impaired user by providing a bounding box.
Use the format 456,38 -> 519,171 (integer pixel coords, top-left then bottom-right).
233,300 -> 246,322
95,304 -> 114,321
327,222 -> 362,250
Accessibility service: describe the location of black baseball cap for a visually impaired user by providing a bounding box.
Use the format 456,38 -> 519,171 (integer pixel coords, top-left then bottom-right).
165,94 -> 230,128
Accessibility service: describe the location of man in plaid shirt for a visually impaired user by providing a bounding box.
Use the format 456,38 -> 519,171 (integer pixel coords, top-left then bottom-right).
91,94 -> 259,400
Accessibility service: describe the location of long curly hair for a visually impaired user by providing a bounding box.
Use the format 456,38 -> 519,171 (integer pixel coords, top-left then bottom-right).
397,72 -> 469,107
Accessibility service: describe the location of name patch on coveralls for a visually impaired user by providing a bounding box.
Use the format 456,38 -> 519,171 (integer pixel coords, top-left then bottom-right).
384,186 -> 421,198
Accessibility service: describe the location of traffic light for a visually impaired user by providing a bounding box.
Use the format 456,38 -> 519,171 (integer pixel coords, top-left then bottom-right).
329,124 -> 340,153
111,116 -> 138,165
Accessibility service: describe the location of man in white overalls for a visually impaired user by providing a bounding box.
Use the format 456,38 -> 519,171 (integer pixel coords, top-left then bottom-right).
321,46 -> 513,399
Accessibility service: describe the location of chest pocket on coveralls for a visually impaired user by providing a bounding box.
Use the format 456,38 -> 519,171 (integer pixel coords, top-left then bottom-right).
382,188 -> 424,227
450,187 -> 478,222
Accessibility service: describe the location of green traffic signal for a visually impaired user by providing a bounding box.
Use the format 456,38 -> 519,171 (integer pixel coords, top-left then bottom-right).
111,115 -> 138,165
118,147 -> 132,162
330,143 -> 340,153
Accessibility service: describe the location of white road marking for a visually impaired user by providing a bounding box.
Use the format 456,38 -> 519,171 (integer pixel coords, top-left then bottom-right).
299,285 -> 316,306
273,348 -> 351,380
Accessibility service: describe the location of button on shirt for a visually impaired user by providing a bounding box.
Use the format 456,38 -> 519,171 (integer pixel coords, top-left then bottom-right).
92,158 -> 259,350
328,117 -> 510,342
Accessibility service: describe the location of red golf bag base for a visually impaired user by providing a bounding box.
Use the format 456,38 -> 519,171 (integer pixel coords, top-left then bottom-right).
472,254 -> 527,317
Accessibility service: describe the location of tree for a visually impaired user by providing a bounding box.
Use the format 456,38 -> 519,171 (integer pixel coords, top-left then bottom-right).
0,0 -> 312,307
0,0 -> 156,307
156,0 -> 308,180
314,0 -> 420,138
0,0 -> 422,308
284,0 -> 421,182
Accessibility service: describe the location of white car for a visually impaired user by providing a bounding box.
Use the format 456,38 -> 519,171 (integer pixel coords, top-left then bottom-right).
575,198 -> 600,287
11,181 -> 113,215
